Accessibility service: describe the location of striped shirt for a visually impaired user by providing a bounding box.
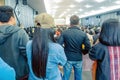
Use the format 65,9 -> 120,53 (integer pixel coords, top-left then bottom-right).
108,47 -> 120,80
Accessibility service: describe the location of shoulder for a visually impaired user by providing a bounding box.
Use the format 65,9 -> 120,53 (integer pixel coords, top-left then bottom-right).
92,42 -> 107,53
49,42 -> 63,50
0,58 -> 15,78
26,41 -> 32,53
26,40 -> 32,47
94,42 -> 106,48
26,40 -> 32,52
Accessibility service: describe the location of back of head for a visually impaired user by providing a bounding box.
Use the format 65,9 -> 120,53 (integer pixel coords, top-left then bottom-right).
70,15 -> 79,25
99,18 -> 120,46
0,6 -> 14,23
34,13 -> 55,28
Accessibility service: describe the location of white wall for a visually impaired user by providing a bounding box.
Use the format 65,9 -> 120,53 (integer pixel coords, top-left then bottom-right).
81,11 -> 120,26
5,0 -> 34,27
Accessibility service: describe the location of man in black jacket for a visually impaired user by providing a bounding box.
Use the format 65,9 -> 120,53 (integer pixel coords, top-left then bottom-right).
58,15 -> 91,80
0,6 -> 29,80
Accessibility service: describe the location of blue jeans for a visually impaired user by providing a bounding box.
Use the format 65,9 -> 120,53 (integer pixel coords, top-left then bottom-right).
62,61 -> 82,80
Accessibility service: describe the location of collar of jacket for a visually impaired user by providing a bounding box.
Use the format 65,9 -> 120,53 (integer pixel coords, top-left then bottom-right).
68,26 -> 80,30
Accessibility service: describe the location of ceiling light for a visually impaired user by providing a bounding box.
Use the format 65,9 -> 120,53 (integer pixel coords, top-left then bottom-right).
53,6 -> 59,9
52,15 -> 55,18
54,0 -> 62,3
85,12 -> 89,14
67,14 -> 71,17
100,6 -> 105,9
74,11 -> 78,14
69,5 -> 75,8
80,5 -> 120,18
94,0 -> 105,3
59,11 -> 67,18
85,5 -> 92,8
115,1 -> 120,4
44,0 -> 51,14
59,14 -> 64,18
79,9 -> 83,11
75,0 -> 83,3
66,9 -> 70,11
91,10 -> 96,13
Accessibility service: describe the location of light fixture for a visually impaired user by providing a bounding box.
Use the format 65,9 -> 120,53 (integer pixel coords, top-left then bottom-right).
100,6 -> 105,9
53,6 -> 59,9
59,14 -> 64,18
75,0 -> 83,3
85,5 -> 92,8
44,0 -> 51,14
80,5 -> 120,18
54,0 -> 62,3
115,1 -> 120,4
66,9 -> 70,11
79,9 -> 83,11
69,5 -> 75,8
74,11 -> 78,14
94,0 -> 105,3
91,10 -> 96,13
59,11 -> 67,18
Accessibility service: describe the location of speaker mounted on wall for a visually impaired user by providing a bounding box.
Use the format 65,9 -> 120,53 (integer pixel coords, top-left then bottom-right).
23,0 -> 27,5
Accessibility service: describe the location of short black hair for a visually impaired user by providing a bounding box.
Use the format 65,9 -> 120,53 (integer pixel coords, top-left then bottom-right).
70,15 -> 79,25
0,6 -> 14,22
99,19 -> 120,46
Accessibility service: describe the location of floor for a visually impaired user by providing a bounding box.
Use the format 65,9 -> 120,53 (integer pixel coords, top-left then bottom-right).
70,71 -> 92,80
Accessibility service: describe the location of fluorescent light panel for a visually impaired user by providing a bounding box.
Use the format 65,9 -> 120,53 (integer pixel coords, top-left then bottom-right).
69,5 -> 75,8
54,0 -> 62,3
85,5 -> 92,8
115,1 -> 120,4
80,5 -> 120,18
94,0 -> 105,3
79,9 -> 83,11
75,0 -> 83,3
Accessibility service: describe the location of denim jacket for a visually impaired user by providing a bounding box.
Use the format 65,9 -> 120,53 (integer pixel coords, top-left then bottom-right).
26,41 -> 67,80
0,58 -> 16,80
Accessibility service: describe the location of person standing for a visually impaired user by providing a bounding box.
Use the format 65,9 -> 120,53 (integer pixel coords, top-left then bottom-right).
0,58 -> 16,80
0,6 -> 29,80
58,15 -> 91,80
26,28 -> 67,80
89,19 -> 120,80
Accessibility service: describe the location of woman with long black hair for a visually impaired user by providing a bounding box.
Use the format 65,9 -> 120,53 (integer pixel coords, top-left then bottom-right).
26,28 -> 67,80
89,19 -> 120,80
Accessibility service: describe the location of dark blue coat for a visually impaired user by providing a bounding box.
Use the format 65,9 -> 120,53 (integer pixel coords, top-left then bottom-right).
58,26 -> 91,61
89,43 -> 111,80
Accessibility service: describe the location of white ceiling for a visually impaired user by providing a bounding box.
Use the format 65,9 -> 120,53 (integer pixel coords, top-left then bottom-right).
44,0 -> 120,18
28,0 -> 120,19
28,0 -> 46,13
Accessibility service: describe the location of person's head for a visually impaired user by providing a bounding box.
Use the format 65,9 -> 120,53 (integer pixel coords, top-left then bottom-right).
0,6 -> 16,25
99,19 -> 120,46
32,27 -> 55,78
34,13 -> 55,28
70,15 -> 79,26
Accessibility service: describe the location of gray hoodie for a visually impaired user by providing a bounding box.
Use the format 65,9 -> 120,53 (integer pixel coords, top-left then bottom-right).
0,25 -> 21,44
0,25 -> 29,80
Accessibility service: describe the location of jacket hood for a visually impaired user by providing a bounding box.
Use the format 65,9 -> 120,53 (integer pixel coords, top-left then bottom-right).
0,25 -> 21,45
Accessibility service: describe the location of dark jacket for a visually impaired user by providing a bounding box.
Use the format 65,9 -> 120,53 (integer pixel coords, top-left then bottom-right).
58,26 -> 91,61
89,43 -> 111,80
0,25 -> 29,80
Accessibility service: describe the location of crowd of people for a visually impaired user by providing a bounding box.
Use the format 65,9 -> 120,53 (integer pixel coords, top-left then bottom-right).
0,5 -> 120,80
